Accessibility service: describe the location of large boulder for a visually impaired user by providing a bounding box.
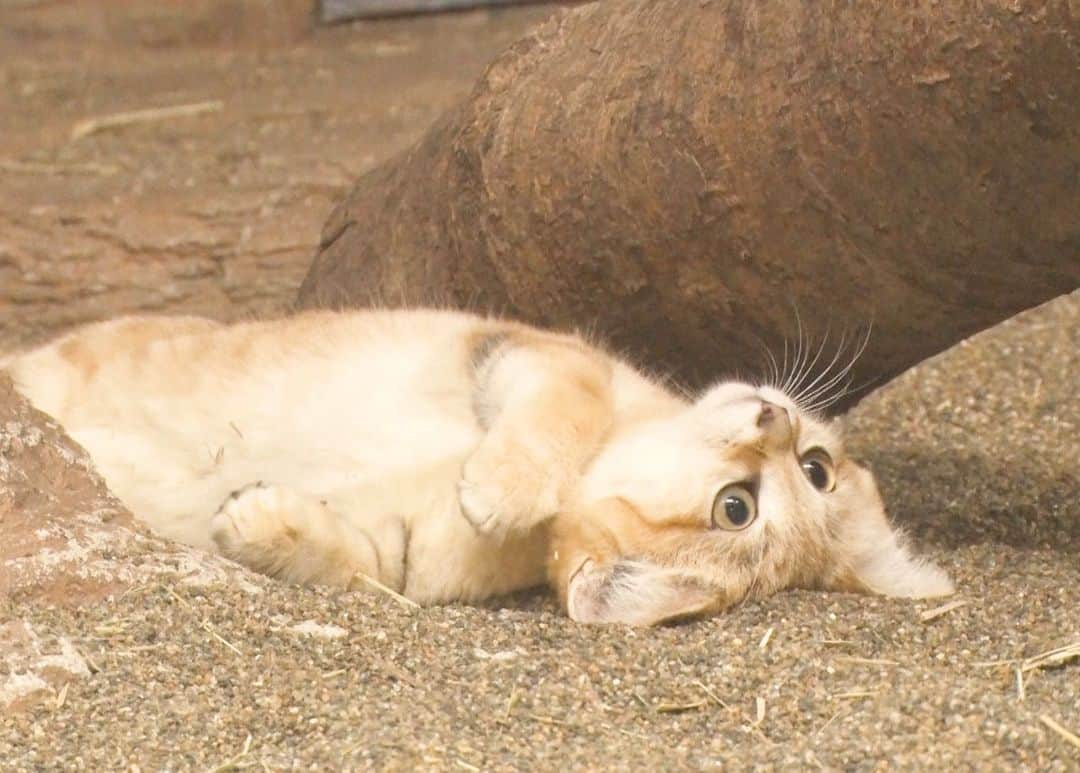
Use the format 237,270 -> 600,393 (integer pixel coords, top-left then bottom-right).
298,0 -> 1079,408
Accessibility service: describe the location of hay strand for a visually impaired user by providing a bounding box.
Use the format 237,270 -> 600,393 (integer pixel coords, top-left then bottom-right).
1039,715 -> 1080,750
835,656 -> 900,667
920,599 -> 968,622
350,572 -> 421,609
655,699 -> 709,714
71,100 -> 224,141
207,733 -> 253,773
1022,642 -> 1080,673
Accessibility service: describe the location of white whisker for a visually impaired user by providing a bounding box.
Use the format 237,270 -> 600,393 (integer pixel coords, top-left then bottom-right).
792,307 -> 808,394
750,333 -> 781,389
810,370 -> 884,412
803,376 -> 854,414
791,329 -> 848,409
781,306 -> 807,395
789,326 -> 832,406
779,334 -> 791,393
796,332 -> 855,408
799,324 -> 873,410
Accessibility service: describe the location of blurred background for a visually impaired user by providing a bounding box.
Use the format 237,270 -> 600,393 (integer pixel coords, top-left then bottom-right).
0,0 -> 561,350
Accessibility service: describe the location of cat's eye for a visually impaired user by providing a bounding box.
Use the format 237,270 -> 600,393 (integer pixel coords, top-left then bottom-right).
711,484 -> 757,530
800,448 -> 836,492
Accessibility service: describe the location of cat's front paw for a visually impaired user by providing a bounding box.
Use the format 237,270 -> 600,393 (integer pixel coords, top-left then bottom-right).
458,445 -> 559,539
211,482 -> 296,554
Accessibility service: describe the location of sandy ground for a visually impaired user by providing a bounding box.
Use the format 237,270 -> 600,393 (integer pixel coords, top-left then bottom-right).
1,2 -> 1078,770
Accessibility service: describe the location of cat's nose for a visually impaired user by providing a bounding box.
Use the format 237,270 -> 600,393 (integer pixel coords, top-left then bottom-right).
757,400 -> 793,445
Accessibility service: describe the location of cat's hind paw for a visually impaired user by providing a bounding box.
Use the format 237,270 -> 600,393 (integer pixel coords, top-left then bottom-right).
211,481 -> 298,556
209,482 -> 385,588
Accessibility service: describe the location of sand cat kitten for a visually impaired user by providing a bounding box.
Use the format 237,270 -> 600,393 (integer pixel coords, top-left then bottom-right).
2,310 -> 952,625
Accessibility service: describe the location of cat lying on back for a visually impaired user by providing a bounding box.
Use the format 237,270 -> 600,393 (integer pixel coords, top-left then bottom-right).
2,310 -> 952,624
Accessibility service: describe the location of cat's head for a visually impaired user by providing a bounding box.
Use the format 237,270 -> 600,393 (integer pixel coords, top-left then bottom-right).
548,381 -> 953,625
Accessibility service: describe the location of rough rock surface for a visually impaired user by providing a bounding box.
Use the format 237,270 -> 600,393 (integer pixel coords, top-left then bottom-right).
298,0 -> 1080,408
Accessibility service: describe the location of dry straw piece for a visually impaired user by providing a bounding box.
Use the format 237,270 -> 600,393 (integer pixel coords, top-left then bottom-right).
655,699 -> 710,714
974,642 -> 1080,673
835,657 -> 900,667
163,585 -> 243,656
919,599 -> 968,622
830,690 -> 878,701
70,100 -> 224,141
207,733 -> 253,773
1020,643 -> 1080,674
1039,715 -> 1080,751
0,159 -> 122,176
694,680 -> 730,709
349,572 -> 421,609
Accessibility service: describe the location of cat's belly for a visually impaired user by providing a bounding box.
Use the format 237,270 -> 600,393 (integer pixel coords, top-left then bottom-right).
406,515 -> 549,604
72,413 -> 482,549
324,459 -> 550,603
73,422 -> 551,603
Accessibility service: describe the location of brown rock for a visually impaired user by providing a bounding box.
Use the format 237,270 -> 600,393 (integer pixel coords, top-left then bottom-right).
298,1 -> 1080,408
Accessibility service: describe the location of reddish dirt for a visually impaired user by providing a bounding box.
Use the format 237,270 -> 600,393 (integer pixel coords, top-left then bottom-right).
0,0 -> 555,351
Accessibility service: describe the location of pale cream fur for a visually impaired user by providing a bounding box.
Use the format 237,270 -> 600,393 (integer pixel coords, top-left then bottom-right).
2,309 -> 953,623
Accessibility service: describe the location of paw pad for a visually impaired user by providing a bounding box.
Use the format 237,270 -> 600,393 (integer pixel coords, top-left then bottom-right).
211,482 -> 288,550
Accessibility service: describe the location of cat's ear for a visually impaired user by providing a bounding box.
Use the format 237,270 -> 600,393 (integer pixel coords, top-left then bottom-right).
838,512 -> 954,598
566,558 -> 718,626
